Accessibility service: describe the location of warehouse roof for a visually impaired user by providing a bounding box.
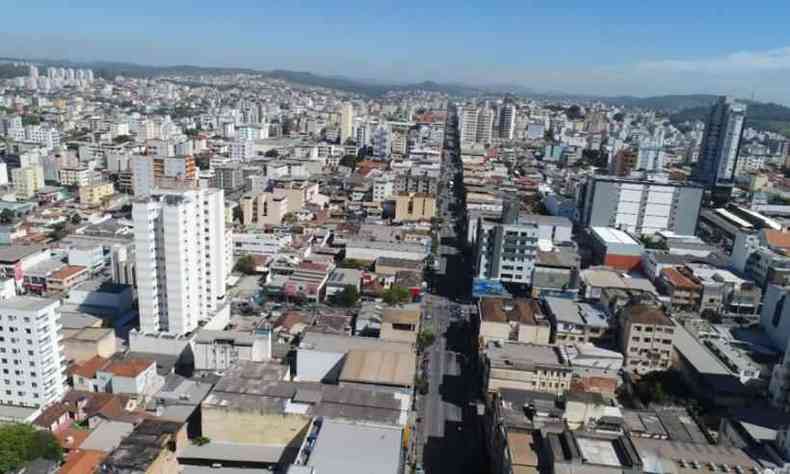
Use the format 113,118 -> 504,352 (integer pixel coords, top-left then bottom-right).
339,350 -> 416,387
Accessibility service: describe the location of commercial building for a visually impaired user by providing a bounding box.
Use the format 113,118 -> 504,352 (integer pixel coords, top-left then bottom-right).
579,175 -> 703,236
483,341 -> 572,395
477,297 -> 551,344
394,192 -> 436,222
590,227 -> 643,271
619,304 -> 675,374
0,297 -> 67,408
131,154 -> 198,197
132,188 -> 227,335
193,328 -> 273,371
693,96 -> 747,203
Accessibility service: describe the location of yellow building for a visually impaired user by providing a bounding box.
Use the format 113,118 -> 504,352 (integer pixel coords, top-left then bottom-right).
12,165 -> 45,199
395,192 -> 436,222
79,182 -> 115,207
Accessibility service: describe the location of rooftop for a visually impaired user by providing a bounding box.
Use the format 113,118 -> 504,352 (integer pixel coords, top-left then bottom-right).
485,341 -> 568,371
0,244 -> 47,263
0,295 -> 59,312
543,297 -> 609,328
338,349 -> 416,387
623,304 -> 672,327
307,420 -> 402,474
479,297 -> 548,326
591,227 -> 641,246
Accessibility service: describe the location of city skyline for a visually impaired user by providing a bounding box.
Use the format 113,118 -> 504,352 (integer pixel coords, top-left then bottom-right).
3,2 -> 790,103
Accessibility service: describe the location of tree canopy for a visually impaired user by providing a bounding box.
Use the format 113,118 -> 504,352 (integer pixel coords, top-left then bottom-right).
332,285 -> 360,307
0,423 -> 63,473
383,286 -> 411,305
234,255 -> 257,274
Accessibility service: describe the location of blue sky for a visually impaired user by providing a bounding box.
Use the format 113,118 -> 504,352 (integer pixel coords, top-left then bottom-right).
4,1 -> 790,102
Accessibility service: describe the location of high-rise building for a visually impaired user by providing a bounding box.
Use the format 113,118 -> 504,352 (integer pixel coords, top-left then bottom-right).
579,175 -> 704,236
339,103 -> 354,144
460,104 -> 494,145
693,96 -> 746,203
499,103 -> 516,140
636,129 -> 665,172
460,104 -> 479,144
0,296 -> 67,409
29,65 -> 38,79
133,188 -> 227,335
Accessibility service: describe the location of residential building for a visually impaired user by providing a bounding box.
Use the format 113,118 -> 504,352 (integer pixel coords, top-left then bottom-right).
498,102 -> 516,140
230,140 -> 255,161
131,154 -> 197,197
79,182 -> 115,207
0,296 -> 67,408
394,192 -> 436,222
543,297 -> 611,344
12,165 -> 44,198
475,218 -> 539,286
579,175 -> 704,236
619,304 -> 675,374
132,188 -> 227,335
240,192 -> 289,227
460,104 -> 494,145
339,102 -> 354,144
693,96 -> 747,204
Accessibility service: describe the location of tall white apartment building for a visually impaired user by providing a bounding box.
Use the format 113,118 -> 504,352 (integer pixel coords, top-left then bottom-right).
460,104 -> 479,144
0,297 -> 66,408
339,103 -> 354,144
133,188 -> 227,335
460,104 -> 494,145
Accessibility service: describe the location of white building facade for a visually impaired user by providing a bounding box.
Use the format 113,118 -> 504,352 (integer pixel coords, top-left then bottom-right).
0,297 -> 66,408
133,188 -> 227,335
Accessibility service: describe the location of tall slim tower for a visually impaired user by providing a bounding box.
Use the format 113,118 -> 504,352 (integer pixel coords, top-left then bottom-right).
499,103 -> 516,140
339,103 -> 354,144
133,188 -> 227,335
693,96 -> 746,203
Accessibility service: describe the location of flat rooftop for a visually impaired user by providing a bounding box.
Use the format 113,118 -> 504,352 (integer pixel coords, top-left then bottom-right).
0,295 -> 58,312
307,420 -> 402,474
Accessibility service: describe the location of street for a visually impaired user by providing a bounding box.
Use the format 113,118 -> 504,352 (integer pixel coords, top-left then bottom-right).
413,106 -> 489,474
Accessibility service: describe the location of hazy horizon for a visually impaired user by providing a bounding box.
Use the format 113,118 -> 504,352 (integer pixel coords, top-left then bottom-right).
4,2 -> 790,103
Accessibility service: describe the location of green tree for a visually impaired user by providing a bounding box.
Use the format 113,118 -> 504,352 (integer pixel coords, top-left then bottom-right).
333,285 -> 360,307
0,423 -> 63,473
264,149 -> 279,158
416,329 -> 436,353
282,213 -> 297,225
21,115 -> 40,126
70,213 -> 82,225
0,208 -> 14,224
383,286 -> 410,305
234,255 -> 257,274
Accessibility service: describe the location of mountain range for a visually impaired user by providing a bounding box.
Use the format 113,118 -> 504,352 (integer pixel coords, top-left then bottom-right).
4,57 -> 790,136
